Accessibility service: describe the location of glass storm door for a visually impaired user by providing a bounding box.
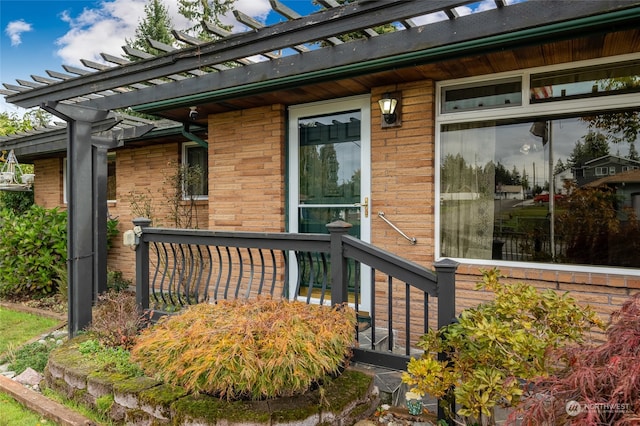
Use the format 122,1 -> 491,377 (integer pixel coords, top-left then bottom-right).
288,96 -> 371,308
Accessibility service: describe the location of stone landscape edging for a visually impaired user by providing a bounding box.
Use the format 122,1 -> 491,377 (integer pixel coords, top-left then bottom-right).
44,336 -> 380,425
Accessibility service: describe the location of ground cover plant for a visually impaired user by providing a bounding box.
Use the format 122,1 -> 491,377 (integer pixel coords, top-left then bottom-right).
130,298 -> 356,400
512,293 -> 640,425
402,268 -> 604,426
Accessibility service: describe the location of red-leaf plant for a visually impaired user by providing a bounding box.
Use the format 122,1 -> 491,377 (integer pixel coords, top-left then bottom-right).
511,293 -> 640,425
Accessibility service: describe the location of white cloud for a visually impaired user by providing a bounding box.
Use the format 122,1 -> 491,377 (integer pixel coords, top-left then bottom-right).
52,0 -> 273,68
4,19 -> 33,46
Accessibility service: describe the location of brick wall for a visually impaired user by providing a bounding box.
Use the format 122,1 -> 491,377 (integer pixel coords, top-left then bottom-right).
208,104 -> 286,232
34,142 -> 209,283
370,82 -> 435,266
34,158 -> 64,208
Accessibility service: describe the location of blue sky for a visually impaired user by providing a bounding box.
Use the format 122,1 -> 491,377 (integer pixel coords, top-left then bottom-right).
0,0 -> 322,114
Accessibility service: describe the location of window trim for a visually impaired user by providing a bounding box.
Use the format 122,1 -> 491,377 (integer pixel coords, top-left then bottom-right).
435,52 -> 640,276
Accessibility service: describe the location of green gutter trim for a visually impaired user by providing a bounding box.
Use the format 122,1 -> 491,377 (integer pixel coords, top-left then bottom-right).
181,123 -> 208,148
134,6 -> 640,113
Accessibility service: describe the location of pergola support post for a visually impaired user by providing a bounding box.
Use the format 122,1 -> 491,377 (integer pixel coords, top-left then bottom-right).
42,102 -> 118,338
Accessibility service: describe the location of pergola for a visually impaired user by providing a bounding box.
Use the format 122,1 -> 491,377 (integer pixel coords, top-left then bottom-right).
2,0 -> 640,335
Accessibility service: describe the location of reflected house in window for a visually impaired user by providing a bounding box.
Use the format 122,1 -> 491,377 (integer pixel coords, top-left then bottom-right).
555,167 -> 576,195
495,185 -> 524,200
575,155 -> 640,186
585,168 -> 640,217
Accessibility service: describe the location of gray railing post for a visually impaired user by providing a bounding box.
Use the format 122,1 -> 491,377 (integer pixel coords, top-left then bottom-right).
434,258 -> 458,330
434,257 -> 459,425
133,217 -> 152,311
326,220 -> 352,306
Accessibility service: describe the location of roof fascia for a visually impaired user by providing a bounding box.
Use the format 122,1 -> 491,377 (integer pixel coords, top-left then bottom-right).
121,1 -> 640,114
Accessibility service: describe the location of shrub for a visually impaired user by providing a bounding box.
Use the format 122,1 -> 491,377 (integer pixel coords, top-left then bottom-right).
0,206 -> 67,298
402,268 -> 604,425
86,290 -> 149,350
0,189 -> 33,215
130,298 -> 356,400
512,293 -> 640,426
106,269 -> 132,292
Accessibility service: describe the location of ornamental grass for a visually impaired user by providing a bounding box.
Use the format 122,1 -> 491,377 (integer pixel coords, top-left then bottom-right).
130,298 -> 356,401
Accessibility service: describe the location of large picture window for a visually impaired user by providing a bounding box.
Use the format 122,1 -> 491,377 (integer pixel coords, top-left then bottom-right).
438,57 -> 640,270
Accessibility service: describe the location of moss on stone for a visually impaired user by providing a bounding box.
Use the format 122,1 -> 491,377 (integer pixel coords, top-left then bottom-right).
319,370 -> 374,413
268,394 -> 320,422
112,375 -> 160,394
47,335 -> 378,425
171,393 -> 229,424
138,383 -> 189,406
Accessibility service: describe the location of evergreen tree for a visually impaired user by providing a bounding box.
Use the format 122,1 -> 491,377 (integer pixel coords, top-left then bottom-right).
126,0 -> 175,57
178,0 -> 237,41
567,131 -> 610,170
315,0 -> 396,45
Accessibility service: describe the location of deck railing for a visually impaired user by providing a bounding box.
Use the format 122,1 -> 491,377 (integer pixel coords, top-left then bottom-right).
132,217 -> 458,373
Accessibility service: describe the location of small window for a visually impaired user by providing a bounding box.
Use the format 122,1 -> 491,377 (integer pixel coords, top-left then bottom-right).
63,153 -> 117,203
107,153 -> 116,201
441,78 -> 522,113
182,142 -> 208,200
530,60 -> 640,103
609,166 -> 616,175
595,166 -> 609,176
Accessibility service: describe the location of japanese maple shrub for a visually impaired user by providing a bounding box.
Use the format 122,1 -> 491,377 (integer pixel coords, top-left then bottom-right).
130,298 -> 356,400
402,268 -> 604,426
512,293 -> 640,426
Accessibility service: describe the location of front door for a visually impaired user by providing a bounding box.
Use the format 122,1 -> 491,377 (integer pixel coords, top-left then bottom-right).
288,95 -> 371,307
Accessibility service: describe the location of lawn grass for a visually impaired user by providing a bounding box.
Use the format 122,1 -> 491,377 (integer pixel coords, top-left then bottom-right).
0,391 -> 59,425
0,307 -> 60,355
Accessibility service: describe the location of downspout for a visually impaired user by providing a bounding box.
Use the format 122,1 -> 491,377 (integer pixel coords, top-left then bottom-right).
182,122 -> 208,148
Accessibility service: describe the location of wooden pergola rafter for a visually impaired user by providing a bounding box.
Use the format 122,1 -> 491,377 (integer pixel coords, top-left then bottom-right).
4,0 -> 639,115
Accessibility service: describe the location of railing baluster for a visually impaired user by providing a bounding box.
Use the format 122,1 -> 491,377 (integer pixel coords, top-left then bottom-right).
134,220 -> 457,381
405,283 -> 410,356
245,247 -> 254,299
387,275 -> 393,352
223,247 -> 232,299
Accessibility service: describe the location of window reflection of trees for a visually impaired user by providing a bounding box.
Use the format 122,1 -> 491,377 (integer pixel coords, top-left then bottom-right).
441,108 -> 640,268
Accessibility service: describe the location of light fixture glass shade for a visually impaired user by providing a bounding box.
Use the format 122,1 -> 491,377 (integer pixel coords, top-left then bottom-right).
378,96 -> 398,115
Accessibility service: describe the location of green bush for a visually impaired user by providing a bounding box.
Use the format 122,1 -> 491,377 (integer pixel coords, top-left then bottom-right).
0,206 -> 67,298
0,190 -> 34,215
131,298 -> 356,400
402,268 -> 604,425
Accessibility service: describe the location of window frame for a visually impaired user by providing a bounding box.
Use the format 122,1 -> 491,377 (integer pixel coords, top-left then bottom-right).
181,142 -> 208,201
63,153 -> 117,204
435,53 -> 640,275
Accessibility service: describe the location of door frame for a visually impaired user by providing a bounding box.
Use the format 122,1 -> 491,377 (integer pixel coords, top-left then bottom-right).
287,94 -> 372,307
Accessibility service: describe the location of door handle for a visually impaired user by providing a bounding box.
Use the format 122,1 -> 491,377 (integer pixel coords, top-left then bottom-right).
354,197 -> 369,218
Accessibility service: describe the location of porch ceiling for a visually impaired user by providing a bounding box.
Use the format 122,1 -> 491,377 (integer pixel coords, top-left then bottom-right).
1,0 -> 639,128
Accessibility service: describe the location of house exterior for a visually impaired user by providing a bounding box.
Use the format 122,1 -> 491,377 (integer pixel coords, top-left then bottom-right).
2,0 -> 640,333
576,154 -> 640,186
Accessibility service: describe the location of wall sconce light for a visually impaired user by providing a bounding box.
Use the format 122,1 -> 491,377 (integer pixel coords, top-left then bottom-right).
378,92 -> 401,128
